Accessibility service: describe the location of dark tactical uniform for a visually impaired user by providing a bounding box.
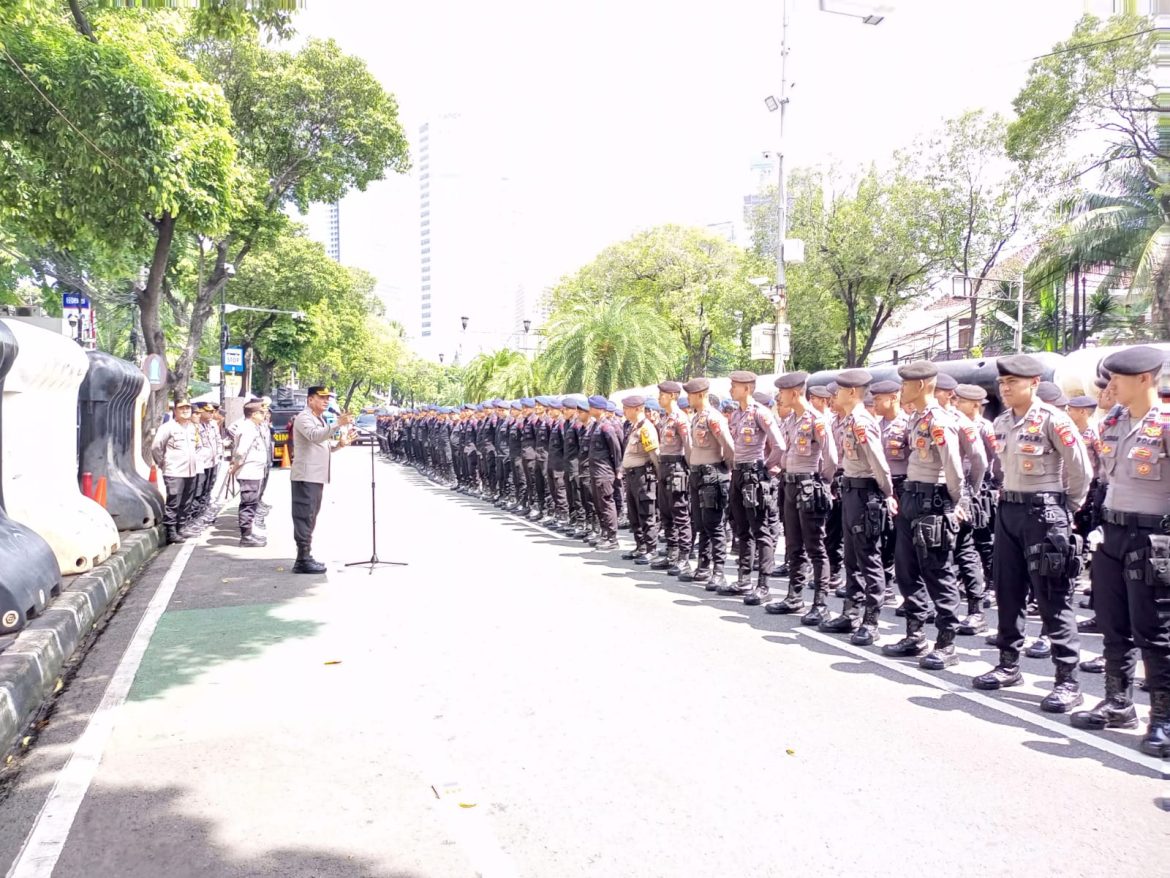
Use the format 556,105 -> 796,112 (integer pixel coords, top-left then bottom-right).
681,379 -> 735,590
495,407 -> 513,504
972,354 -> 1092,713
588,397 -> 624,548
580,414 -> 600,538
820,370 -> 893,646
654,385 -> 693,574
1071,346 -> 1170,755
882,362 -> 967,670
534,404 -> 553,520
547,404 -> 570,526
721,372 -> 786,607
520,404 -> 539,514
509,406 -> 527,510
620,398 -> 660,562
563,401 -> 584,534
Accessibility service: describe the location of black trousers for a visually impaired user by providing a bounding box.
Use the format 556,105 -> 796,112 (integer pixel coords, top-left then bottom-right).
1093,521 -> 1170,690
190,470 -> 208,513
783,476 -> 830,593
591,463 -> 618,539
565,461 -> 581,523
482,450 -> 497,493
624,464 -> 658,550
993,499 -> 1079,667
825,481 -> 844,583
291,479 -> 325,552
239,478 -> 261,534
689,464 -> 729,569
954,517 -> 986,605
534,455 -> 550,512
162,476 -> 195,530
579,471 -> 596,526
658,459 -> 692,552
497,454 -> 512,498
881,476 -> 905,592
843,483 -> 886,616
894,485 -> 961,638
513,458 -> 528,505
549,465 -> 569,518
729,464 -> 777,579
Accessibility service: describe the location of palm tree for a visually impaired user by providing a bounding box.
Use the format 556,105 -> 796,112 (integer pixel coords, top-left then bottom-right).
461,349 -> 544,400
540,296 -> 681,396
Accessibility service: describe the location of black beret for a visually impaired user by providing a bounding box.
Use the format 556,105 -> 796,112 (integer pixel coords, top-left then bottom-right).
621,395 -> 646,408
863,393 -> 875,406
1037,381 -> 1063,403
729,370 -> 758,384
836,368 -> 872,389
954,384 -> 987,402
870,379 -> 901,395
658,381 -> 683,394
774,370 -> 809,390
808,385 -> 832,399
752,391 -> 774,406
995,354 -> 1045,379
897,360 -> 938,381
935,373 -> 958,391
1102,345 -> 1164,376
1093,376 -> 1109,390
682,377 -> 710,393
1067,395 -> 1097,409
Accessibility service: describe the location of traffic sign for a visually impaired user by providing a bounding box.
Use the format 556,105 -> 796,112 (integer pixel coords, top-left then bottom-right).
141,354 -> 167,391
223,347 -> 245,374
62,292 -> 91,309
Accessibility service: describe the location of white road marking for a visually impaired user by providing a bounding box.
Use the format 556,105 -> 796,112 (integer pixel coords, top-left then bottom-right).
6,538 -> 198,878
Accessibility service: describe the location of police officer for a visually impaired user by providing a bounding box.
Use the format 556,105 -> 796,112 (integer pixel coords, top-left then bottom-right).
820,369 -> 894,645
941,380 -> 990,636
766,372 -> 836,621
720,371 -> 785,606
1067,394 -> 1103,643
679,378 -> 735,590
588,395 -> 623,550
874,379 -> 908,604
954,384 -> 999,611
547,399 -> 570,528
192,403 -> 221,525
620,396 -> 660,563
577,399 -> 600,541
653,381 -> 692,576
507,401 -> 527,511
881,361 -> 966,670
970,355 -> 1091,712
232,400 -> 270,547
290,386 -> 354,573
1070,346 -> 1170,755
151,399 -> 200,544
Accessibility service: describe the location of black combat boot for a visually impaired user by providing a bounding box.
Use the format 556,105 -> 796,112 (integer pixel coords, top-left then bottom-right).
622,544 -> 646,561
833,583 -> 848,599
1026,635 -> 1052,659
819,600 -> 859,634
957,600 -> 988,635
166,527 -> 185,545
919,629 -> 959,670
770,561 -> 789,578
239,530 -> 267,548
1139,690 -> 1170,758
850,609 -> 880,646
1079,655 -> 1106,673
706,568 -> 726,593
292,545 -> 326,574
669,552 -> 689,577
765,587 -> 805,615
683,560 -> 709,583
717,572 -> 752,596
1071,673 -> 1138,730
800,589 -> 829,626
651,549 -> 676,571
743,576 -> 770,606
1077,617 -> 1099,632
1040,663 -> 1084,713
972,653 -> 1023,690
882,621 -> 929,658
595,535 -> 618,551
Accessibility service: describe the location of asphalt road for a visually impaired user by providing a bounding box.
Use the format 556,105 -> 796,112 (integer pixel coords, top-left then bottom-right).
0,447 -> 1166,878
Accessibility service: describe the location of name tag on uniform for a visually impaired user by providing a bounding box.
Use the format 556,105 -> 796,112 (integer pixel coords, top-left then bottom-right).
742,426 -> 755,445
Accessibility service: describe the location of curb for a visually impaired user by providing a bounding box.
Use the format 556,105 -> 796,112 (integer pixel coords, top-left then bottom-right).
0,526 -> 163,755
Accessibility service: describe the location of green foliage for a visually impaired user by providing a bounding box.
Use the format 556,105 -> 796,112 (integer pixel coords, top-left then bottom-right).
462,349 -> 544,400
540,297 -> 681,395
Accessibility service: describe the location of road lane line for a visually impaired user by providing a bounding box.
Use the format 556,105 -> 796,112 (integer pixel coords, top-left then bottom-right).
795,627 -> 1168,777
6,538 -> 198,878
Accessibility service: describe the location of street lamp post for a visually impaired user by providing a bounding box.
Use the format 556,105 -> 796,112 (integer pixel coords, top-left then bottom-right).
219,299 -> 305,406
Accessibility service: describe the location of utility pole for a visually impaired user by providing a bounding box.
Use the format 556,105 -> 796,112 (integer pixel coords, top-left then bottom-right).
773,0 -> 791,374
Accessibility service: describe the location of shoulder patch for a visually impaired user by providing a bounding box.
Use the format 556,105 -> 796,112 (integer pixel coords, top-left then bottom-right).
814,420 -> 826,440
931,423 -> 946,446
852,421 -> 867,445
1055,421 -> 1077,447
962,425 -> 976,443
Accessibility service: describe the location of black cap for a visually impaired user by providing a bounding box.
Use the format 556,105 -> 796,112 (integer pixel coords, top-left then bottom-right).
871,379 -> 901,395
307,385 -> 333,398
621,395 -> 646,408
1102,345 -> 1165,376
897,360 -> 938,381
1093,376 -> 1109,390
935,373 -> 957,391
752,391 -> 774,406
729,370 -> 758,384
995,354 -> 1045,379
954,384 -> 987,402
808,385 -> 832,400
1067,395 -> 1097,409
1037,381 -> 1063,403
836,368 -> 872,389
657,380 -> 682,394
682,377 -> 710,393
774,371 -> 809,390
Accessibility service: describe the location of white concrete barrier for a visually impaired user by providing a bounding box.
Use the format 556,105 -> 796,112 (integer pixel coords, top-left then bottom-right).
0,319 -> 120,574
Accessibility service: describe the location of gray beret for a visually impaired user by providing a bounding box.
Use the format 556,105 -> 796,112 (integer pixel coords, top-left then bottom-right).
808,385 -> 833,400
729,370 -> 758,384
996,354 -> 1045,379
954,384 -> 987,402
898,360 -> 939,381
774,371 -> 809,390
658,380 -> 683,394
871,379 -> 902,395
836,368 -> 873,389
682,377 -> 710,393
1067,395 -> 1097,409
935,373 -> 958,391
1102,345 -> 1164,376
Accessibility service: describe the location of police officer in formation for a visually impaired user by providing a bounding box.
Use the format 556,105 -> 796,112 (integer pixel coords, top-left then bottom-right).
388,347 -> 1170,756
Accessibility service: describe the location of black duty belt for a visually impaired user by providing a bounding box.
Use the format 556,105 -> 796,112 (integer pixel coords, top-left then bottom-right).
690,462 -> 727,474
784,472 -> 816,483
1000,490 -> 1066,506
660,455 -> 686,464
624,462 -> 655,473
736,461 -> 765,471
842,476 -> 879,491
904,481 -> 947,496
1101,508 -> 1170,531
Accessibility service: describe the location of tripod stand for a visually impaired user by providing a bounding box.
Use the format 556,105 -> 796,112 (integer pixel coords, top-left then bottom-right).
345,435 -> 407,573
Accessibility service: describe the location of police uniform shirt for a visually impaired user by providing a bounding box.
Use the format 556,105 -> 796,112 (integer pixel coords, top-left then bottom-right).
831,413 -> 846,462
904,401 -> 965,502
729,401 -> 786,467
622,416 -> 659,468
953,409 -> 989,489
977,415 -> 1000,484
688,406 -> 735,466
781,407 -> 837,479
536,415 -> 552,457
1098,403 -> 1170,515
881,412 -> 911,477
993,399 -> 1091,510
1081,421 -> 1102,481
840,406 -> 893,497
658,407 -> 689,458
590,418 -> 623,470
549,417 -> 566,465
152,419 -> 200,478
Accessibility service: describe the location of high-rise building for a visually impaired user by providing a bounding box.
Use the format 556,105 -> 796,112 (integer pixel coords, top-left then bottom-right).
326,202 -> 341,262
417,114 -> 522,363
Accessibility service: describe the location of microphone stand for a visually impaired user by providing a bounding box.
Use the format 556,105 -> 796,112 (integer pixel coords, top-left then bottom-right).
345,436 -> 407,573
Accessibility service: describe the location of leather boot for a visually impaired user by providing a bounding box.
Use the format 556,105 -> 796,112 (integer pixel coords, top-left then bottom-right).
622,544 -> 646,561
920,630 -> 958,670
1070,673 -> 1138,730
743,577 -> 770,606
765,587 -> 805,615
166,527 -> 185,545
1139,690 -> 1170,758
770,561 -> 789,578
800,590 -> 829,627
292,545 -> 326,574
651,548 -> 676,571
957,600 -> 988,635
972,653 -> 1023,690
1040,663 -> 1084,713
1079,655 -> 1106,673
850,609 -> 879,646
684,562 -> 710,583
819,600 -> 859,634
718,572 -> 752,596
1026,636 -> 1052,659
882,622 -> 928,657
668,550 -> 688,576
706,568 -> 726,593
239,530 -> 267,548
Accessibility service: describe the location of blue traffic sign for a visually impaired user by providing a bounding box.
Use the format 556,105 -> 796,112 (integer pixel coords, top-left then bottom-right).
62,292 -> 90,309
223,346 -> 245,374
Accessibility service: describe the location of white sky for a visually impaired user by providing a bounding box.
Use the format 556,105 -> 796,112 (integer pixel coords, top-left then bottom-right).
296,0 -> 1089,335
